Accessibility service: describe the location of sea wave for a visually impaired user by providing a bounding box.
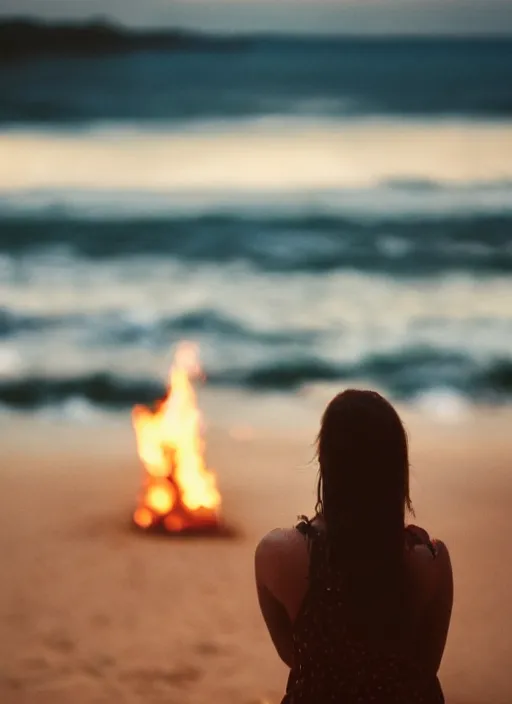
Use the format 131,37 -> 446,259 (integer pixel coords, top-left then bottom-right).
2,181 -> 512,221
2,261 -> 510,364
0,307 -> 318,347
1,212 -> 510,275
1,350 -> 510,410
1,120 -> 512,193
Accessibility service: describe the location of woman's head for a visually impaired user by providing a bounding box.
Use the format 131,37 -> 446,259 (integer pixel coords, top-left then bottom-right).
316,388 -> 412,522
315,389 -> 412,638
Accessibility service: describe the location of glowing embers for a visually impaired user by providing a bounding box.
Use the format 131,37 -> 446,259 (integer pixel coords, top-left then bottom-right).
132,342 -> 221,533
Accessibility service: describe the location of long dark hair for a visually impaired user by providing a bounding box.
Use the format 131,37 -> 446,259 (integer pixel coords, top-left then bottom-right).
315,389 -> 412,640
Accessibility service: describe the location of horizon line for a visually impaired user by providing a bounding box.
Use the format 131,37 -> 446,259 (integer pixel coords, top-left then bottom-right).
2,16 -> 512,40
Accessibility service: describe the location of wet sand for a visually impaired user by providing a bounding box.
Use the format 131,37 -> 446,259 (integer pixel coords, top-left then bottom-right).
0,410 -> 510,704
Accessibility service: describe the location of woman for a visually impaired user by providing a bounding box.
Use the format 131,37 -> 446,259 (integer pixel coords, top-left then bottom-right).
255,389 -> 453,703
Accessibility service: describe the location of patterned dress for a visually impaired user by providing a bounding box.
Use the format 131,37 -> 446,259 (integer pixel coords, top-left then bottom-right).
282,520 -> 445,704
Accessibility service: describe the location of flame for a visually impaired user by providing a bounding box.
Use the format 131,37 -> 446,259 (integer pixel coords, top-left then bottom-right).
132,342 -> 221,531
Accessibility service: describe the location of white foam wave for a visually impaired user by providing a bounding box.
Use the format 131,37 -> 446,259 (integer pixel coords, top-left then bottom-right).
2,181 -> 512,219
1,118 -> 512,194
2,250 -> 511,373
412,388 -> 472,423
0,345 -> 23,378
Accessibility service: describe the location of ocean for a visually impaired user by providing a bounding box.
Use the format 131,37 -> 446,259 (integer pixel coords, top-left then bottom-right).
1,26 -> 511,423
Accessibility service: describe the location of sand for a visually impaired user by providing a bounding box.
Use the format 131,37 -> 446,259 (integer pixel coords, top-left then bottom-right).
0,409 -> 511,704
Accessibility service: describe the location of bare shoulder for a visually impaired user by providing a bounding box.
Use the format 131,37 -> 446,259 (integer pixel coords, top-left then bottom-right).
255,526 -> 310,602
406,529 -> 453,603
255,526 -> 307,565
405,531 -> 453,673
429,538 -> 453,594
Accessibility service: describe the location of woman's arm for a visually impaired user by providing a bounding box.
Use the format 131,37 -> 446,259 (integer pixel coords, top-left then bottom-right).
408,534 -> 454,674
255,533 -> 295,668
255,579 -> 294,667
422,539 -> 454,674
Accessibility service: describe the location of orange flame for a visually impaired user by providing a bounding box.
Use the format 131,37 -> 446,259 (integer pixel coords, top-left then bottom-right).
132,342 -> 221,531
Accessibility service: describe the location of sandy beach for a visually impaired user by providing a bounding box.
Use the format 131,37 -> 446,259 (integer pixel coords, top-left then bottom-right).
0,408 -> 511,704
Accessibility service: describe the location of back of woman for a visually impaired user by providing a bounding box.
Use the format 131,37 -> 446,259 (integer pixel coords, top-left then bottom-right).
255,390 -> 453,704
285,520 -> 446,703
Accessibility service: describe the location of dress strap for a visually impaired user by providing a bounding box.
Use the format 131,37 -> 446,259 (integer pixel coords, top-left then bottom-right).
406,524 -> 438,558
295,515 -> 327,582
295,515 -> 318,540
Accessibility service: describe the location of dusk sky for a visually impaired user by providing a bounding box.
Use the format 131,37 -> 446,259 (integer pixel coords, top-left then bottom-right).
0,0 -> 512,35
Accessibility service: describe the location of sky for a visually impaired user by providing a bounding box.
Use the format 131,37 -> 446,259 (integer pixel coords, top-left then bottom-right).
0,0 -> 512,35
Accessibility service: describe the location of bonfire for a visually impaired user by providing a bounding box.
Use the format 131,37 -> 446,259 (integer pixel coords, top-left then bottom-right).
131,342 -> 221,533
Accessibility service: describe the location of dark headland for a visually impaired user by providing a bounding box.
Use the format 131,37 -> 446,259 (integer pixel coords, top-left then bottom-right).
0,19 -> 248,61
